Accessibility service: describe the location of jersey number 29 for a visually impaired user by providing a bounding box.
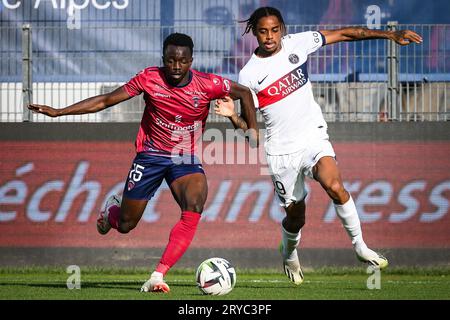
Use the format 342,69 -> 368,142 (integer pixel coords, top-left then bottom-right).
275,181 -> 286,195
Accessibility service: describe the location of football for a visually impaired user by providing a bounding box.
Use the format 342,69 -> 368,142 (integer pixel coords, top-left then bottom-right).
196,257 -> 236,295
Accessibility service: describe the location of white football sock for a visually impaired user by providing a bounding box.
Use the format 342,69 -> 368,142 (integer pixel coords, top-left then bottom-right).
281,225 -> 301,261
334,196 -> 364,247
150,271 -> 164,280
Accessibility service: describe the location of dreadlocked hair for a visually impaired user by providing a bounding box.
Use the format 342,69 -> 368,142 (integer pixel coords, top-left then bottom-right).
240,7 -> 286,36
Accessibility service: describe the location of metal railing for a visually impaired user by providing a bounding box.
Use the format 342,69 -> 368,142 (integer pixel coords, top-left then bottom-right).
0,23 -> 449,122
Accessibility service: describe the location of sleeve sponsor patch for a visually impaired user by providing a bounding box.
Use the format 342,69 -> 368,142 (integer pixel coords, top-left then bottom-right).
223,79 -> 231,92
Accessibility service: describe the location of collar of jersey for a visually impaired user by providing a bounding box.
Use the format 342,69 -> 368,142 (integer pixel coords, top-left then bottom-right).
253,41 -> 285,60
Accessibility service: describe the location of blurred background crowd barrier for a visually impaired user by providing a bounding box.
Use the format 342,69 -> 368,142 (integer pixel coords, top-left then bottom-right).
1,0 -> 449,122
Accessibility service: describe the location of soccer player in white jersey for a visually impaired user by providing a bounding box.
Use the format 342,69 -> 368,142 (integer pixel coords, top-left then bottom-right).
215,7 -> 422,285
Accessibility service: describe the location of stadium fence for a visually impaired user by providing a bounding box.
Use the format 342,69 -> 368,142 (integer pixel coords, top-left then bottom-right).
0,23 -> 449,122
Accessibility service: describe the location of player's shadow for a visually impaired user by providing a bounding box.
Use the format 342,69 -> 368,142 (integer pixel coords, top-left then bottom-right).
0,281 -> 142,291
236,284 -> 293,289
181,283 -> 294,299
0,281 -> 205,293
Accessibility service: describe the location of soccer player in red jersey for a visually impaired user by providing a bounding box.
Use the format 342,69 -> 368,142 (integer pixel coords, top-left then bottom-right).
28,33 -> 258,293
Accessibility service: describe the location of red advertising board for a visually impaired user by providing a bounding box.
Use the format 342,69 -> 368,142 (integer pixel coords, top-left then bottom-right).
0,141 -> 449,249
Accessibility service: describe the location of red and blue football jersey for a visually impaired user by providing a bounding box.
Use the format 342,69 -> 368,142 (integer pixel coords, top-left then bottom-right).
124,67 -> 231,155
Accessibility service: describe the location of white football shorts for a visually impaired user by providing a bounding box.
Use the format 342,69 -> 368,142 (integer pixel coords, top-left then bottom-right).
266,138 -> 336,207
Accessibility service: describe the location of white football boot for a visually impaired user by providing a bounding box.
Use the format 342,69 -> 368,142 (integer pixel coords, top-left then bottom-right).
141,272 -> 170,293
279,242 -> 304,285
355,243 -> 388,269
96,195 -> 121,235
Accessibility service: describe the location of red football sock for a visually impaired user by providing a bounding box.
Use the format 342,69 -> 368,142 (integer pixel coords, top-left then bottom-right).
156,211 -> 201,276
107,205 -> 121,230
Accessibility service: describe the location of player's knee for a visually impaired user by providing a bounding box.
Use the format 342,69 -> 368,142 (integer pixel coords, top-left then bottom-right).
117,217 -> 138,234
188,204 -> 204,214
286,201 -> 306,228
184,199 -> 205,214
326,180 -> 346,201
293,213 -> 306,229
117,223 -> 130,234
298,215 -> 306,229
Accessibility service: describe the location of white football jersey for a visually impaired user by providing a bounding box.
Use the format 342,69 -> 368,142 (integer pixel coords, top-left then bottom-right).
239,31 -> 328,155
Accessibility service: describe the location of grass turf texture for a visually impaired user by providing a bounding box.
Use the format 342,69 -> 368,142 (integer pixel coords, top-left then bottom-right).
0,266 -> 449,300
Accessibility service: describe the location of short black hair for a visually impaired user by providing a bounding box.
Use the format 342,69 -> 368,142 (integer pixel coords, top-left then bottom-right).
240,7 -> 286,36
163,33 -> 194,56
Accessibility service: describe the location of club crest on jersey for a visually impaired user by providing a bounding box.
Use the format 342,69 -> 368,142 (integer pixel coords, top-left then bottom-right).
192,96 -> 200,108
213,78 -> 220,86
175,115 -> 182,123
289,54 -> 299,64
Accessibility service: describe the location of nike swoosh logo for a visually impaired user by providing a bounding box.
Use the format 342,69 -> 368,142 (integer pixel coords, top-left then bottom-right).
257,75 -> 269,85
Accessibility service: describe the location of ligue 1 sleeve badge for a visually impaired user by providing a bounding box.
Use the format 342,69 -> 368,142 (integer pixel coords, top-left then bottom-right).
127,180 -> 135,191
289,53 -> 299,64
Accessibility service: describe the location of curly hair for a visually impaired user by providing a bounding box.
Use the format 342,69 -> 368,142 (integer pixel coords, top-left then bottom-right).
163,33 -> 194,55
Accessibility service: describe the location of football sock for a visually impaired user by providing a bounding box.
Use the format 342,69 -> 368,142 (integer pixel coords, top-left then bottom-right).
334,196 -> 364,247
156,211 -> 201,276
281,224 -> 301,260
107,204 -> 120,230
150,271 -> 163,280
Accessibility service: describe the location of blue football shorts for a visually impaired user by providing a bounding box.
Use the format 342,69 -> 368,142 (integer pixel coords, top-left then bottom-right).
122,153 -> 205,200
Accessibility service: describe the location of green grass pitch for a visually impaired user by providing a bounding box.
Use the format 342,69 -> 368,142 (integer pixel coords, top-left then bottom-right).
1,266 -> 449,300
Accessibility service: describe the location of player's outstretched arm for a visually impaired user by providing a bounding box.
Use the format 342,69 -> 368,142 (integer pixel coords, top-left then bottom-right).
320,27 -> 423,46
28,86 -> 131,117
